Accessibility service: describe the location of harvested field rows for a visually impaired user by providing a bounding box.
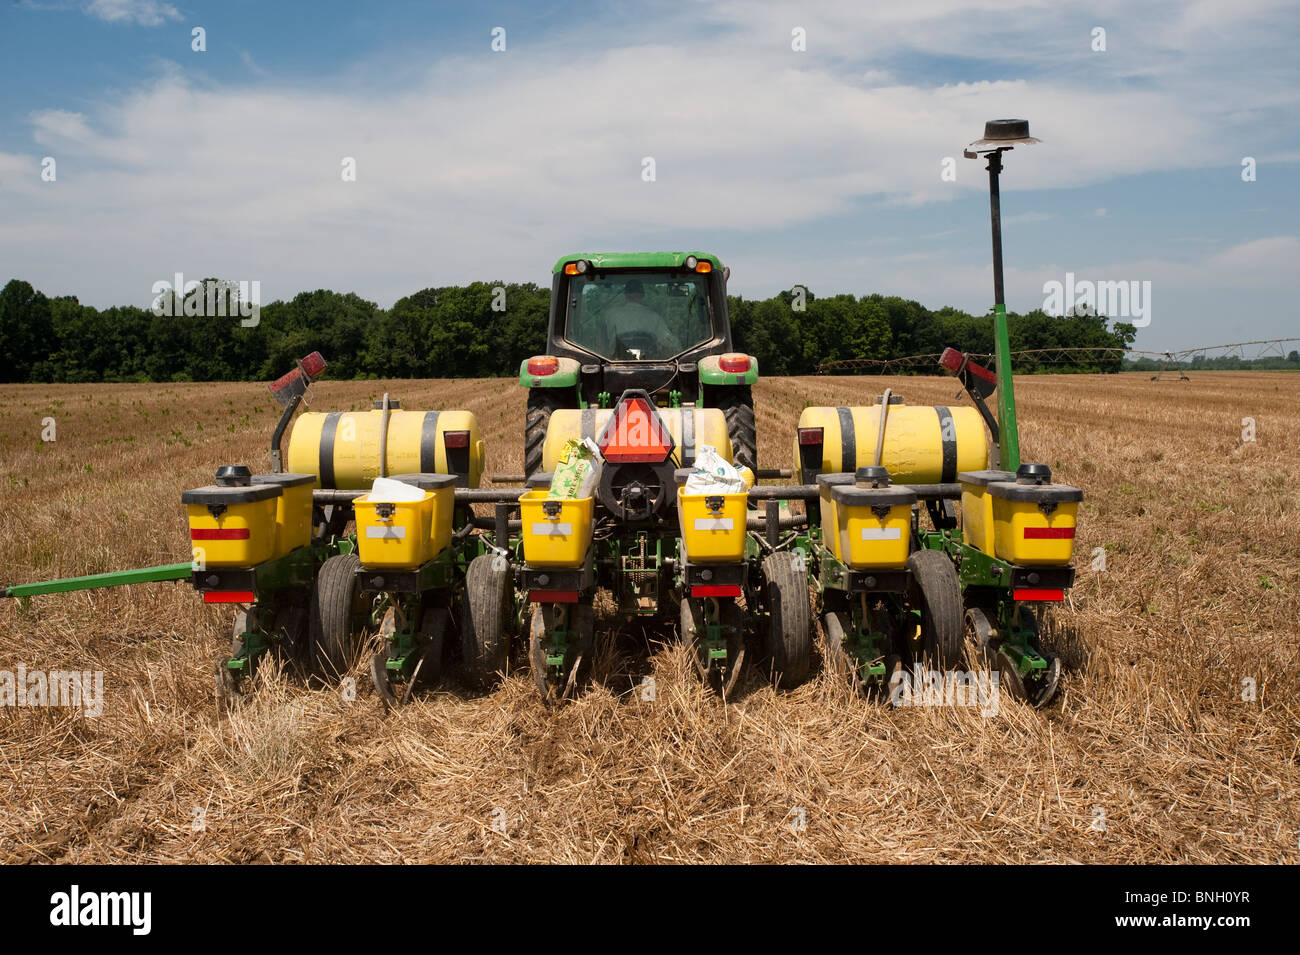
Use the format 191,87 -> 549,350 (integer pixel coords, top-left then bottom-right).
0,373 -> 1296,863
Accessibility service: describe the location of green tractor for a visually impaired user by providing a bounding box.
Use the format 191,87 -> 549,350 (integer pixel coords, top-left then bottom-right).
519,252 -> 758,475
511,252 -> 814,700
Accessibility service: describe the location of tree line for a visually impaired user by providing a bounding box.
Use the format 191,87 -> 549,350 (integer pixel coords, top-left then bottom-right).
1123,353 -> 1300,372
0,277 -> 1141,383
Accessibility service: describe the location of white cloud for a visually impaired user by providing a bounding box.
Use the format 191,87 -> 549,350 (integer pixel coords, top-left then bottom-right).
1003,211 -> 1055,225
30,110 -> 98,148
239,51 -> 268,78
1207,236 -> 1300,271
0,55 -> 1217,287
83,0 -> 180,27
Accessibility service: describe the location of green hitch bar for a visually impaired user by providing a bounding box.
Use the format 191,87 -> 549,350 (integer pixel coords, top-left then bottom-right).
3,561 -> 194,599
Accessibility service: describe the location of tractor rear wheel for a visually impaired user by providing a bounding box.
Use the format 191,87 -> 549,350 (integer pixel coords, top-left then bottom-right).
709,386 -> 756,471
906,549 -> 964,668
461,554 -> 513,689
760,552 -> 812,688
525,388 -> 570,477
309,553 -> 368,684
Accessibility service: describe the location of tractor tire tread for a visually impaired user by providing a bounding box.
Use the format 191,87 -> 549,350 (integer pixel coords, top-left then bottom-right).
525,389 -> 568,478
461,554 -> 512,689
309,552 -> 362,682
711,386 -> 757,471
907,548 -> 964,667
761,551 -> 812,688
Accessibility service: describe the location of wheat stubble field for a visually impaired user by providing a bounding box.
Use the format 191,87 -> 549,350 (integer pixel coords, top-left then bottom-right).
0,372 -> 1296,863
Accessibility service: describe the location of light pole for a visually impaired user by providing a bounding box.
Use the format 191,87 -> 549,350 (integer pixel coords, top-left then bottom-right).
964,119 -> 1039,471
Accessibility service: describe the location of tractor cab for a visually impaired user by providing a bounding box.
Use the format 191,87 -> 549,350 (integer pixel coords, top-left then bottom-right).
563,268 -> 716,363
520,252 -> 759,475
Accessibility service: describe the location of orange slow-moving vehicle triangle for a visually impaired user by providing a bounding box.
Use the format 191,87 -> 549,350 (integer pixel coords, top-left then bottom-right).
597,395 -> 674,464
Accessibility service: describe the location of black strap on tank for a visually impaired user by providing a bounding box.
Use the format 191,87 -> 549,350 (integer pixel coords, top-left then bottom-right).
581,407 -> 595,444
681,406 -> 695,467
419,410 -> 441,472
318,411 -> 341,488
935,406 -> 957,482
836,406 -> 855,473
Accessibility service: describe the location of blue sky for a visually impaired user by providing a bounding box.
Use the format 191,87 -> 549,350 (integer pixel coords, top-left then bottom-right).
1,0 -> 1297,351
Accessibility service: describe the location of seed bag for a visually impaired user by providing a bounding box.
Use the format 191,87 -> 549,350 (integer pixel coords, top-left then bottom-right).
548,437 -> 603,499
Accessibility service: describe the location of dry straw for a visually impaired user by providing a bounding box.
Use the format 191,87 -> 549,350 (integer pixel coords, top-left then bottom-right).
1,374 -> 1296,862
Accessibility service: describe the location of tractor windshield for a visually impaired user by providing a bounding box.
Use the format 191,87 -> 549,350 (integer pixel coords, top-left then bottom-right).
563,271 -> 714,361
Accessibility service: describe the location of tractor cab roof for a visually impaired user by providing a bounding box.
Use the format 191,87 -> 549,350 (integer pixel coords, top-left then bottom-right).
552,252 -> 724,274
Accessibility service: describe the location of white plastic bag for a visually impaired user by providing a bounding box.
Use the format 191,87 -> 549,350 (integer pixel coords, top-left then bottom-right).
362,477 -> 426,502
685,445 -> 748,495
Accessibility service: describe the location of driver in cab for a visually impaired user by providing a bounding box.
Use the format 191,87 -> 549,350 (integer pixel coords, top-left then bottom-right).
603,279 -> 679,359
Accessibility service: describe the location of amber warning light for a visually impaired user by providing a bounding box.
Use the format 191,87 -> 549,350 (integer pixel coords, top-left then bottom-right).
527,356 -> 560,376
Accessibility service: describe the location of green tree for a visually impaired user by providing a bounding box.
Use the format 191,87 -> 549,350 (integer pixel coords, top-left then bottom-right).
0,280 -> 54,383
